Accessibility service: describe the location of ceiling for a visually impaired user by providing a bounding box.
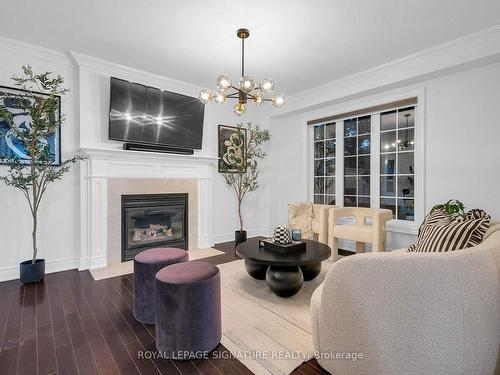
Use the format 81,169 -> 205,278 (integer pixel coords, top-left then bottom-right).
1,0 -> 499,95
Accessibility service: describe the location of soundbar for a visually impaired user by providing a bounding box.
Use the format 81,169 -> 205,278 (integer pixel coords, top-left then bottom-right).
123,143 -> 194,155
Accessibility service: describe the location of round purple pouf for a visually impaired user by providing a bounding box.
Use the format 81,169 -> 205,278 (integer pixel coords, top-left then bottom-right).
155,261 -> 221,360
133,247 -> 188,324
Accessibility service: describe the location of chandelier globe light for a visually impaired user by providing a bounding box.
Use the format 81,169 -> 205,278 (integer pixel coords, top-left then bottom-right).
199,28 -> 285,116
216,75 -> 232,91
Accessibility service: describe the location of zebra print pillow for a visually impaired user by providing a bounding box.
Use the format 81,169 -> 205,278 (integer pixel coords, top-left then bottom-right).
423,209 -> 451,226
408,209 -> 490,252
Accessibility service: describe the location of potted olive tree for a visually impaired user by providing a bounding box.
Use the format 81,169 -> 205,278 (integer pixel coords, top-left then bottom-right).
0,66 -> 84,283
220,123 -> 270,245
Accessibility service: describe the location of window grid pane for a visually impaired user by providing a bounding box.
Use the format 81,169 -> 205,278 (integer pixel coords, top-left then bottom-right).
313,123 -> 336,206
379,106 -> 415,221
311,105 -> 416,222
344,116 -> 371,208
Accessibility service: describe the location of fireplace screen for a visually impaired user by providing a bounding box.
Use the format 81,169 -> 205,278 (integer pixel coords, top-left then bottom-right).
121,193 -> 188,261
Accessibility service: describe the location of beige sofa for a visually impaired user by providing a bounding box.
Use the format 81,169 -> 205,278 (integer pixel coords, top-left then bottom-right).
311,223 -> 500,375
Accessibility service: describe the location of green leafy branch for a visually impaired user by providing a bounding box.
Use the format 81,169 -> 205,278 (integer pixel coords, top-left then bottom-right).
0,65 -> 86,264
220,122 -> 270,231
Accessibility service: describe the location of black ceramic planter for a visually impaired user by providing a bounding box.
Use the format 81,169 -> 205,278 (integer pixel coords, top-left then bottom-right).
20,259 -> 45,283
235,230 -> 247,245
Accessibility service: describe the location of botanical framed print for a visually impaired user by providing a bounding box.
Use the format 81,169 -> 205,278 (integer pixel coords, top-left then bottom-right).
218,124 -> 247,173
0,85 -> 61,165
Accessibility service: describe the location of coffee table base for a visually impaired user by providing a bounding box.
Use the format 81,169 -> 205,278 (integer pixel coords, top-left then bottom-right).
244,260 -> 267,280
244,260 -> 323,297
301,262 -> 322,281
266,266 -> 303,297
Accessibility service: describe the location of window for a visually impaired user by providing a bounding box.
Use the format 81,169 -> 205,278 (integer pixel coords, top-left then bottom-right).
379,107 -> 415,220
313,122 -> 336,205
343,116 -> 371,207
310,104 -> 417,222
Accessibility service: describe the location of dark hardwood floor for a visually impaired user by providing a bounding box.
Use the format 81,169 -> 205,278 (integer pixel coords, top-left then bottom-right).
0,239 -> 330,375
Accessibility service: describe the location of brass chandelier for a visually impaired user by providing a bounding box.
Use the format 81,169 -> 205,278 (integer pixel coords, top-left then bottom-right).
199,28 -> 285,116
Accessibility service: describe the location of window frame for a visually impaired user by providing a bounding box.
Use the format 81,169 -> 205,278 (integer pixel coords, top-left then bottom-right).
307,90 -> 425,235
342,115 -> 372,208
312,122 -> 337,205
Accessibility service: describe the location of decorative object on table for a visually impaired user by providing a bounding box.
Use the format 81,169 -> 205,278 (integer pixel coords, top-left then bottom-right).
220,122 -> 270,245
408,208 -> 490,252
273,226 -> 292,245
218,124 -> 247,172
0,86 -> 61,165
199,28 -> 285,116
0,66 -> 85,283
291,229 -> 302,242
259,237 -> 306,254
287,202 -> 314,240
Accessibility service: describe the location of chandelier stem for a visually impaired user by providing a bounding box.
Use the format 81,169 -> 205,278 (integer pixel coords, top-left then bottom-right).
241,37 -> 245,78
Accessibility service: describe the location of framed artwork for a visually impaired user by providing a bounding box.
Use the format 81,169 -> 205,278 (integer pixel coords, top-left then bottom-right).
218,124 -> 247,173
0,85 -> 61,165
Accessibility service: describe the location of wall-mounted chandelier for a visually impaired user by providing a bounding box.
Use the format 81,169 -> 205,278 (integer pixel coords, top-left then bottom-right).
199,28 -> 285,116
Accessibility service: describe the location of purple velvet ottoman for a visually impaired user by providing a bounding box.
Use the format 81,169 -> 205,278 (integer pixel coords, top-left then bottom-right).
155,261 -> 221,359
133,247 -> 189,324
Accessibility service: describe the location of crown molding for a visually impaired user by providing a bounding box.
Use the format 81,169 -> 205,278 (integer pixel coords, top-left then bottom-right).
279,24 -> 500,116
70,51 -> 202,97
0,35 -> 204,97
0,35 -> 72,67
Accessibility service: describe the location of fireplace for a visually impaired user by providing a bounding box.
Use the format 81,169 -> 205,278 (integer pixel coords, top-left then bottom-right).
121,193 -> 188,261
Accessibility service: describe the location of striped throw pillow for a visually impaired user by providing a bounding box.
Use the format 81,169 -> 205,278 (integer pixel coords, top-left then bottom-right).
408,209 -> 490,252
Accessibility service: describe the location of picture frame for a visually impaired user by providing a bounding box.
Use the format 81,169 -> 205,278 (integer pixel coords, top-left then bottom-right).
218,124 -> 247,173
0,85 -> 62,166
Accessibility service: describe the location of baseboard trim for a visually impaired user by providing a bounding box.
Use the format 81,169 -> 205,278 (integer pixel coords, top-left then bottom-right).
198,238 -> 215,249
0,257 -> 79,282
79,255 -> 107,271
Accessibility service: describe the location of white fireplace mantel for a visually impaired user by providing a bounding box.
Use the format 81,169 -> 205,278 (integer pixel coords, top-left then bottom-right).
79,147 -> 217,270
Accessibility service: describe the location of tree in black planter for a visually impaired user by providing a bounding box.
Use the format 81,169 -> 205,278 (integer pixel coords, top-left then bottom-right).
220,123 -> 270,245
0,66 -> 85,283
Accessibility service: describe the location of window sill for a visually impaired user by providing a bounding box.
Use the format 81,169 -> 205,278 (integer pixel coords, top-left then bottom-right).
337,217 -> 419,236
386,219 -> 419,235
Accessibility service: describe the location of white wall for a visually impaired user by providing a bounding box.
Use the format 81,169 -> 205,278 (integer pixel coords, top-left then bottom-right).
210,105 -> 274,243
0,38 -> 80,280
0,37 -> 273,280
269,61 -> 500,249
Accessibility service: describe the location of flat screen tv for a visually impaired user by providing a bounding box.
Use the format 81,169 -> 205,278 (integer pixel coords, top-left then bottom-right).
108,77 -> 205,150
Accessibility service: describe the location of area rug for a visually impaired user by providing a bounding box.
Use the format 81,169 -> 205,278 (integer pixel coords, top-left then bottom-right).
218,259 -> 334,375
90,248 -> 225,281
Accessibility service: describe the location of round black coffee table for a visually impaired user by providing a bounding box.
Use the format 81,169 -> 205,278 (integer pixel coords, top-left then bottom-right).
236,238 -> 331,297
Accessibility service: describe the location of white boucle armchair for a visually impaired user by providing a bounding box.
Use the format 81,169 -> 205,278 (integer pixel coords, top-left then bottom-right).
311,224 -> 500,375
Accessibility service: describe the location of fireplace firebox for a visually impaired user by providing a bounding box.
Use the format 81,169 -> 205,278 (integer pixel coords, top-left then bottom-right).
121,193 -> 188,261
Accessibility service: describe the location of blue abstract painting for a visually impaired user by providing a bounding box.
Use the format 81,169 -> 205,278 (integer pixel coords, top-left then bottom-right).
0,86 -> 61,165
